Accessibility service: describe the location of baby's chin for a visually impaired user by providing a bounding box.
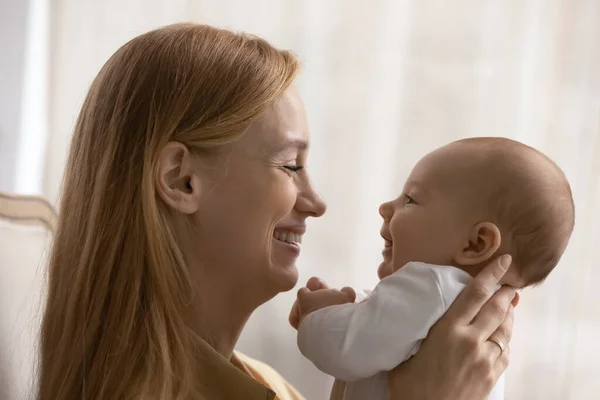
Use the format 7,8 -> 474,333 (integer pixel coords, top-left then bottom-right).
378,258 -> 413,279
377,261 -> 394,279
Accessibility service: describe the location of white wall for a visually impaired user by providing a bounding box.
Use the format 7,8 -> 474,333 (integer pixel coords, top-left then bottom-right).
0,0 -> 30,192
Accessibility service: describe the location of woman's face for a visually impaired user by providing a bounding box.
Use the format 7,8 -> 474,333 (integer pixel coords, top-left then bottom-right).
193,86 -> 326,301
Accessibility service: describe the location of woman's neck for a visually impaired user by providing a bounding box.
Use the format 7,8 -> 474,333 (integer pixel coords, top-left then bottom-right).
196,297 -> 251,359
190,274 -> 263,359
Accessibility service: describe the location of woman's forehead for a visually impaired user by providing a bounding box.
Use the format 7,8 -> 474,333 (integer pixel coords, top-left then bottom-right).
238,88 -> 310,154
266,87 -> 308,136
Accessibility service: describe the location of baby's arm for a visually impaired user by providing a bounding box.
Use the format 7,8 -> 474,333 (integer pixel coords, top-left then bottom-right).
297,262 -> 446,382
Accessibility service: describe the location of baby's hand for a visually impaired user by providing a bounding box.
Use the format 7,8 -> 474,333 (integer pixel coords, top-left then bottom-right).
289,277 -> 356,330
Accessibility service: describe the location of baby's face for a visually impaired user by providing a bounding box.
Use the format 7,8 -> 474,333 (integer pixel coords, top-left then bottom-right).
378,148 -> 474,279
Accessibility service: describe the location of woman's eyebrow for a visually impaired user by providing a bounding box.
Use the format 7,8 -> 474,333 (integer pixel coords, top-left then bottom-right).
271,137 -> 309,153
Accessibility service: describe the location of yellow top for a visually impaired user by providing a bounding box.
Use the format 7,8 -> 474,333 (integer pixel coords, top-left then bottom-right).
195,335 -> 305,400
233,352 -> 306,400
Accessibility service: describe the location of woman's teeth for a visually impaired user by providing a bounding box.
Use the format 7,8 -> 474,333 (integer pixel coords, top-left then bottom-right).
273,230 -> 302,245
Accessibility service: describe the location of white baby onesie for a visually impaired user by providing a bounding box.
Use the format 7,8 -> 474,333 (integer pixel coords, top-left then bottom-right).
297,262 -> 505,400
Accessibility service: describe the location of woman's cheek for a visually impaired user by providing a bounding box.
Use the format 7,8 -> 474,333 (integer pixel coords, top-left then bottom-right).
278,179 -> 302,209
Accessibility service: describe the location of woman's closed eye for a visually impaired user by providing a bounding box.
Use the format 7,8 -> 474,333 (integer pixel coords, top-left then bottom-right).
284,165 -> 304,174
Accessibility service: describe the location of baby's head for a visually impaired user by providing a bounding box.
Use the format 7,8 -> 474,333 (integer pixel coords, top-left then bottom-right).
378,137 -> 574,288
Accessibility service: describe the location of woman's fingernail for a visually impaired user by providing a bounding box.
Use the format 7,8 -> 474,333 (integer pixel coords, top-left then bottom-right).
500,254 -> 512,270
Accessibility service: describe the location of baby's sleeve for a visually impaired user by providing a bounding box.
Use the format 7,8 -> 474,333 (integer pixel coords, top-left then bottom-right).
297,262 -> 445,382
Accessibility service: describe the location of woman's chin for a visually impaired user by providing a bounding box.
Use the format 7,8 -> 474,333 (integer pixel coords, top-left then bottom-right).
269,262 -> 299,293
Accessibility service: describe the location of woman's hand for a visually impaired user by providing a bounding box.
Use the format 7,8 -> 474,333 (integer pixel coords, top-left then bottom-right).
388,254 -> 518,400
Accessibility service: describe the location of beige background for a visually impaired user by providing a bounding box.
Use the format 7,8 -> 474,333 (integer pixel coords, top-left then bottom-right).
4,0 -> 600,398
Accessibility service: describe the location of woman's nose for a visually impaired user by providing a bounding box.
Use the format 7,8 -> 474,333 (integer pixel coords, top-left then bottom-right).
297,183 -> 327,218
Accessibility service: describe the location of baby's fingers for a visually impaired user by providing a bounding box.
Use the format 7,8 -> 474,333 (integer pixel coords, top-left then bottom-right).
289,299 -> 301,330
306,277 -> 329,291
340,286 -> 356,302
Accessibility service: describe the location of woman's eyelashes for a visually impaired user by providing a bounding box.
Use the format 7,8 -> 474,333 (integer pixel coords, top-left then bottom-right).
284,165 -> 304,174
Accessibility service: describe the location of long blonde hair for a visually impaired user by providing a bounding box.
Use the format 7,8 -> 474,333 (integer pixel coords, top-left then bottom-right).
39,23 -> 299,400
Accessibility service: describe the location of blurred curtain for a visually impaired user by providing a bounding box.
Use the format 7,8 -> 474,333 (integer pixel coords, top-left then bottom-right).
35,0 -> 600,398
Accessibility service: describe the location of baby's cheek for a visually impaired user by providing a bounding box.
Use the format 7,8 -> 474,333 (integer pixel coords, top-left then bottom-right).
394,236 -> 429,266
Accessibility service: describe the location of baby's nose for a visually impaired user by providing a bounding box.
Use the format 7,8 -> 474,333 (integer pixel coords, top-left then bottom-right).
379,201 -> 393,221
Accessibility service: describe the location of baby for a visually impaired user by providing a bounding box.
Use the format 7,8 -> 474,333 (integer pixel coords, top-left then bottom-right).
292,137 -> 575,400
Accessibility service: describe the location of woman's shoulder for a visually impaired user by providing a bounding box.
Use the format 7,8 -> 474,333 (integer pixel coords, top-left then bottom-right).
234,352 -> 306,400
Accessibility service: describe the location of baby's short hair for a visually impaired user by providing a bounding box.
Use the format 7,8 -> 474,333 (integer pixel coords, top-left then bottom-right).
452,137 -> 574,286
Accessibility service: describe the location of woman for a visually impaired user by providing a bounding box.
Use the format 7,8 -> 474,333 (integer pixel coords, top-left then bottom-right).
39,23 -> 516,399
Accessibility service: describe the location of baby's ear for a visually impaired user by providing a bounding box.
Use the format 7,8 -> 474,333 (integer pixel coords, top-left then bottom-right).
454,222 -> 502,266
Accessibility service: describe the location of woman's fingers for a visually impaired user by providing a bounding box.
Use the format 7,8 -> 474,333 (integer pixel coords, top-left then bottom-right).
485,304 -> 514,381
472,286 -> 516,339
495,344 -> 510,376
445,254 -> 512,325
512,291 -> 520,307
485,303 -> 515,360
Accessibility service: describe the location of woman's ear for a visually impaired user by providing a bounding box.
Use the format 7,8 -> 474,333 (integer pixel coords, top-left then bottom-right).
454,222 -> 502,266
155,142 -> 202,214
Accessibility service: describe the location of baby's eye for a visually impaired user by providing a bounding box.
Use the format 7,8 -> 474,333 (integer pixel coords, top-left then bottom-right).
403,194 -> 416,205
